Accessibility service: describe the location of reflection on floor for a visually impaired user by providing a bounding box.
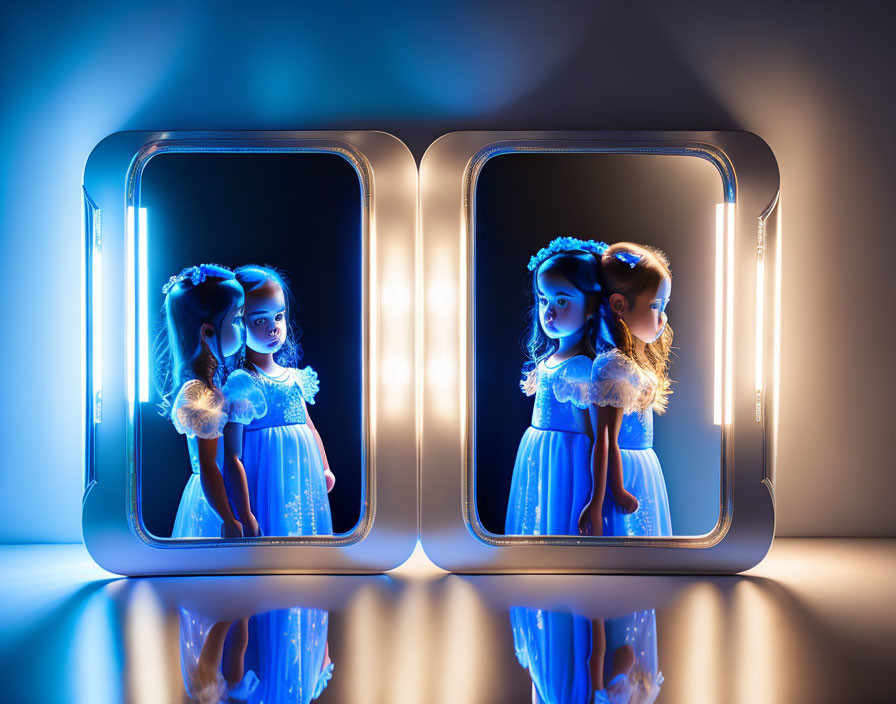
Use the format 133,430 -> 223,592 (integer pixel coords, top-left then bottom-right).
0,539 -> 893,703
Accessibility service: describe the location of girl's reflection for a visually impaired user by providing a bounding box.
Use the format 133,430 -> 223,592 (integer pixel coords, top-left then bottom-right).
510,607 -> 662,704
180,606 -> 334,703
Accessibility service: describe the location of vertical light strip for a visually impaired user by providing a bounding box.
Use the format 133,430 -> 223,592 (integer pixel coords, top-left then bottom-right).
92,207 -> 103,423
126,206 -> 136,406
772,199 -> 783,451
457,204 -> 468,446
755,248 -> 764,410
713,204 -> 724,425
138,207 -> 149,403
724,203 -> 736,425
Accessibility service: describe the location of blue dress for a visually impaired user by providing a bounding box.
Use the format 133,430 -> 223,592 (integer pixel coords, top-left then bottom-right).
241,366 -> 333,537
510,607 -> 593,704
251,607 -> 334,703
170,372 -> 267,539
592,350 -> 672,538
505,356 -> 594,536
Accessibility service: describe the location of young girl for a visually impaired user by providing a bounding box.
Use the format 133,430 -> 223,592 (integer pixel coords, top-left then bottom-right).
505,237 -> 608,536
227,265 -> 335,537
578,242 -> 674,538
159,264 -> 266,540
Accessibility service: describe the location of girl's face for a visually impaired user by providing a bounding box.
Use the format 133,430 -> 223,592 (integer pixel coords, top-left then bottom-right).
622,274 -> 671,343
245,280 -> 287,355
535,267 -> 589,340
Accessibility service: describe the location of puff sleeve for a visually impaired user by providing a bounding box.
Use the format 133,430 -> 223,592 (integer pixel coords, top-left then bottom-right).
591,349 -> 652,414
552,355 -> 596,409
171,380 -> 228,439
296,366 -> 320,405
222,369 -> 268,425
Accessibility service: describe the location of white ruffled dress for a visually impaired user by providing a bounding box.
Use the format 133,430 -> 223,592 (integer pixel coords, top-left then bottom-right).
170,371 -> 268,539
505,355 -> 594,536
591,349 -> 672,538
240,366 -> 333,537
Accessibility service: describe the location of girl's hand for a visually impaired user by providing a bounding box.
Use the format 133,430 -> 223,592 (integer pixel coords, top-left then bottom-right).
611,487 -> 639,514
242,513 -> 261,538
578,503 -> 603,536
324,468 -> 336,493
221,518 -> 244,539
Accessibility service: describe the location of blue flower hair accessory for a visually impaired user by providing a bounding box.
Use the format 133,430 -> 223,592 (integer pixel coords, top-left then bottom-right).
162,263 -> 234,295
614,251 -> 642,268
527,237 -> 609,272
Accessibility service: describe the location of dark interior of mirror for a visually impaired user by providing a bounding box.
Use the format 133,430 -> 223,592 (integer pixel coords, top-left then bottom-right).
138,151 -> 363,539
474,151 -> 722,539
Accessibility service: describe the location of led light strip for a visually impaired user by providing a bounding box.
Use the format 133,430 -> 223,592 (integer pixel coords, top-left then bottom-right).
138,207 -> 149,403
714,204 -> 724,425
725,202 -> 735,426
126,207 -> 136,406
91,205 -> 103,423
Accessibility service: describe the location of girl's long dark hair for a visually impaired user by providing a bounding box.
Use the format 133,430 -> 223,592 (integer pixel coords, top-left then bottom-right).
523,249 -> 603,371
155,265 -> 244,415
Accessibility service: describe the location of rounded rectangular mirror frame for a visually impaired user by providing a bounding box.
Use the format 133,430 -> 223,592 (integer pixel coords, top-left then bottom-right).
419,131 -> 780,573
82,130 -> 418,575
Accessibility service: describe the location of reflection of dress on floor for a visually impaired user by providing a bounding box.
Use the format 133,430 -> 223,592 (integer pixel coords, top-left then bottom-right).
510,607 -> 593,704
252,607 -> 334,704
592,349 -> 673,538
178,607 -> 259,703
505,356 -> 594,536
598,609 -> 664,704
171,372 -> 267,538
241,366 -> 333,537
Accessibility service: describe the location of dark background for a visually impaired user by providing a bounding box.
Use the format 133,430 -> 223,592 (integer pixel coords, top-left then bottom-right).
139,152 -> 363,537
474,152 -> 722,536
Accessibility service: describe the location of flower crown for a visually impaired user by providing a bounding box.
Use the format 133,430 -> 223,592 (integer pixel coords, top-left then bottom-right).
162,263 -> 233,295
527,237 -> 610,272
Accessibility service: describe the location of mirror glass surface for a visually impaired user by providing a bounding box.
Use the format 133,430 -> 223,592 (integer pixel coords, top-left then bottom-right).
474,151 -> 723,539
138,151 -> 363,540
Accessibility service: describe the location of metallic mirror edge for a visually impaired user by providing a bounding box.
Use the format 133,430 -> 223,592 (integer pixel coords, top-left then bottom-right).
419,130 -> 779,574
82,130 -> 418,575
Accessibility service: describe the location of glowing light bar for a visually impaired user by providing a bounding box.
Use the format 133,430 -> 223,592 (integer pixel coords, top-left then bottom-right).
126,207 -> 136,406
714,204 -> 724,425
138,208 -> 149,402
724,203 -> 735,425
91,207 -> 102,423
755,253 -> 764,405
772,199 -> 783,444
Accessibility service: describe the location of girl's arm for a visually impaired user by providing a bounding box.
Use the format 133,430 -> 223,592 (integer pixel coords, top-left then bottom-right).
196,437 -> 243,538
605,406 -> 638,514
222,423 -> 260,537
305,408 -> 335,493
221,617 -> 250,688
578,405 -> 617,535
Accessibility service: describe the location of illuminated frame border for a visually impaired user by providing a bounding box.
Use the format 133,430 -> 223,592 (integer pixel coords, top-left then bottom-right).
83,131 -> 418,575
420,131 -> 779,573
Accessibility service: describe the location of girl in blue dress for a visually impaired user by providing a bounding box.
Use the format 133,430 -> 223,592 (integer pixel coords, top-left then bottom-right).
159,264 -> 266,540
578,243 -> 674,538
227,265 -> 335,537
505,237 -> 609,536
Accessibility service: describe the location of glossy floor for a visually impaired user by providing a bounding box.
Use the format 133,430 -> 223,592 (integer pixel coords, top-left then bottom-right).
0,539 -> 893,703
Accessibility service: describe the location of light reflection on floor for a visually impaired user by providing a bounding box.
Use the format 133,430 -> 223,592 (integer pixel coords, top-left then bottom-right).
0,539 -> 893,703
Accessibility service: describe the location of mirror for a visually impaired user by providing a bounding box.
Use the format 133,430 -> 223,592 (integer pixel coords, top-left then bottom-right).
137,151 -> 364,540
474,152 -> 723,539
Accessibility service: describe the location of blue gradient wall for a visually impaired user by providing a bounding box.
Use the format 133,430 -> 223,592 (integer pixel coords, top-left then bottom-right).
1,1 -> 893,541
